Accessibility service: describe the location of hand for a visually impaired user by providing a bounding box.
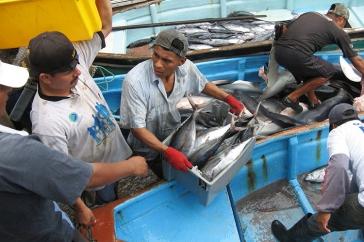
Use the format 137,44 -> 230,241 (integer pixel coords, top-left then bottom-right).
164,147 -> 192,172
74,200 -> 96,227
316,212 -> 331,233
127,156 -> 148,177
224,95 -> 245,116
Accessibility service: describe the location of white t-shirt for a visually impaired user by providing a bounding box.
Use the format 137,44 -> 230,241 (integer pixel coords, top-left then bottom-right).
327,120 -> 364,207
31,33 -> 132,163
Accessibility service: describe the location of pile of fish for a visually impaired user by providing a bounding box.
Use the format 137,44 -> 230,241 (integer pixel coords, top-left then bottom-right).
168,96 -> 255,181
168,68 -> 360,181
176,19 -> 275,50
126,12 -> 277,51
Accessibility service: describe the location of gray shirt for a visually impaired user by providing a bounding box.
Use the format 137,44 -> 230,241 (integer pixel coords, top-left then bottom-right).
0,125 -> 92,241
120,59 -> 208,160
317,120 -> 364,212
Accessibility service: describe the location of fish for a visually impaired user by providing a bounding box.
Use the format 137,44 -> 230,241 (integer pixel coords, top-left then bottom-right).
294,88 -> 352,124
170,97 -> 199,157
201,137 -> 254,181
189,44 -> 214,50
189,129 -> 232,168
259,46 -> 296,101
237,93 -> 305,128
127,37 -> 155,48
304,166 -> 326,183
219,80 -> 262,94
176,96 -> 214,111
221,23 -> 251,33
194,124 -> 231,151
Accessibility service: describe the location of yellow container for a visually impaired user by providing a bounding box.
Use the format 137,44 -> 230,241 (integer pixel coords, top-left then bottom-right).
0,0 -> 102,49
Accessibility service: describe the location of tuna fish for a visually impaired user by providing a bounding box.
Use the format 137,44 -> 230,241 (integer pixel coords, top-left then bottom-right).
201,137 -> 255,181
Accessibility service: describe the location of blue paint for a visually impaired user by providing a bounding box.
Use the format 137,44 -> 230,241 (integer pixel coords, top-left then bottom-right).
114,182 -> 240,241
227,185 -> 245,241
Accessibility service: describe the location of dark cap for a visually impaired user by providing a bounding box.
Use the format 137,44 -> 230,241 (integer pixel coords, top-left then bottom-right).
328,3 -> 350,20
28,31 -> 78,77
154,29 -> 188,57
328,103 -> 358,130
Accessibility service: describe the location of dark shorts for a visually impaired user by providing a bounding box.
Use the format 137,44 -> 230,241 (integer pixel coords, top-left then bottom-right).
275,46 -> 338,83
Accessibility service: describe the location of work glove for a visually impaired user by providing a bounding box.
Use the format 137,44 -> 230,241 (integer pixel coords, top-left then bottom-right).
164,147 -> 193,172
224,95 -> 245,116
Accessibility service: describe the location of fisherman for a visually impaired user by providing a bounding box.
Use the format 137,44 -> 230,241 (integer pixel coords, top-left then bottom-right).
29,0 -> 140,223
119,29 -> 245,177
0,60 -> 148,242
271,103 -> 364,241
274,3 -> 364,113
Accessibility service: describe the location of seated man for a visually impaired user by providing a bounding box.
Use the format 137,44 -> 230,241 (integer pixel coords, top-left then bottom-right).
274,3 -> 364,112
0,60 -> 148,242
120,29 -> 246,177
272,103 -> 364,241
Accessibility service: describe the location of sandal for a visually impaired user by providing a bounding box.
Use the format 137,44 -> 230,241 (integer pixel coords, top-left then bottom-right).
282,96 -> 303,113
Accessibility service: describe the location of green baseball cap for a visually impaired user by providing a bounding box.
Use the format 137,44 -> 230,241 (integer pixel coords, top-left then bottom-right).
154,29 -> 188,57
328,3 -> 349,20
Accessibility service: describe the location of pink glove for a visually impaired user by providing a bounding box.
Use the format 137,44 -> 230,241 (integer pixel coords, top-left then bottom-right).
225,95 -> 245,115
164,147 -> 192,172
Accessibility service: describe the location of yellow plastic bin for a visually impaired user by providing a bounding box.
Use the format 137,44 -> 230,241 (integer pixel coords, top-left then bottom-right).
0,0 -> 102,49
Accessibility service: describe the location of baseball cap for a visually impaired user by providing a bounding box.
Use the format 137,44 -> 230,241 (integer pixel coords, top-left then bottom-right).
154,29 -> 188,57
28,31 -> 78,76
328,103 -> 358,130
0,61 -> 28,88
328,3 -> 350,20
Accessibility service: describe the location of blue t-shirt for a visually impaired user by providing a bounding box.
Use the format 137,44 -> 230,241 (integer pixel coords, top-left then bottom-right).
0,130 -> 92,241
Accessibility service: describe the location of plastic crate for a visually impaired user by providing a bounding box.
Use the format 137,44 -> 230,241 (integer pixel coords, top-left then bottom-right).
162,124 -> 256,205
0,0 -> 101,49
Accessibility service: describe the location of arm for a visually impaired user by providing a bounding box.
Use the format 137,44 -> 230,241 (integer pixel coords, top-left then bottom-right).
73,197 -> 96,226
350,56 -> 364,95
131,127 -> 167,153
95,0 -> 112,37
317,154 -> 351,213
88,156 -> 148,188
350,55 -> 364,74
130,128 -> 192,172
202,82 -> 245,115
202,82 -> 230,101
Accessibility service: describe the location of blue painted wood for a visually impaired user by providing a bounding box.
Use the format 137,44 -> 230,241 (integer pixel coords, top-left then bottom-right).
113,182 -> 240,241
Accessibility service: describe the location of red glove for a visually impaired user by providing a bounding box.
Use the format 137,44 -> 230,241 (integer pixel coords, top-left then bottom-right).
224,95 -> 245,115
164,147 -> 192,172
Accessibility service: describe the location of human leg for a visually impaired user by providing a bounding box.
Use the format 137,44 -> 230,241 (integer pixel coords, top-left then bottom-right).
287,76 -> 328,103
95,182 -> 118,204
271,213 -> 325,242
328,193 -> 364,231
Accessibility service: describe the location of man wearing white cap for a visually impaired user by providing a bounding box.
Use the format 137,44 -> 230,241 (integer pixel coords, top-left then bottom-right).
0,61 -> 148,241
271,103 -> 364,241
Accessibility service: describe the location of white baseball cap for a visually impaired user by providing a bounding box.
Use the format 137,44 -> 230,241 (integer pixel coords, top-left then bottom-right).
0,60 -> 28,88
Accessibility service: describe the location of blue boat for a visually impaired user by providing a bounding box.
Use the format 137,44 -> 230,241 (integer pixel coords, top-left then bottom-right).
91,51 -> 364,241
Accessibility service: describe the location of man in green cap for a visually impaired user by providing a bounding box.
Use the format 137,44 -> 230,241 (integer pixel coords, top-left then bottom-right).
274,3 -> 364,113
